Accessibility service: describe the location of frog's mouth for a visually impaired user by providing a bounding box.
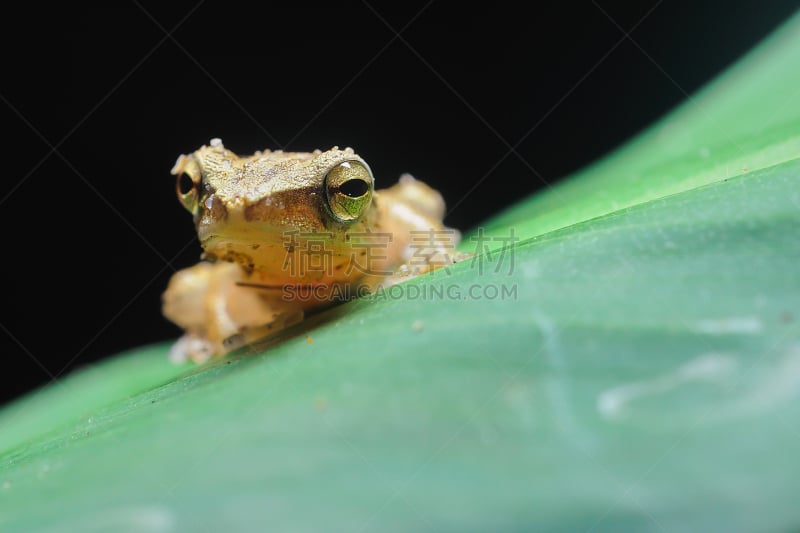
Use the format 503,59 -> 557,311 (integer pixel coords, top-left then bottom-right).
202,224 -> 378,282
199,230 -> 281,268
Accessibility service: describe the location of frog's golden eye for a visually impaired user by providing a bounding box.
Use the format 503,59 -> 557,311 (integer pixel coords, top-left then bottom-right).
325,160 -> 374,222
172,155 -> 201,214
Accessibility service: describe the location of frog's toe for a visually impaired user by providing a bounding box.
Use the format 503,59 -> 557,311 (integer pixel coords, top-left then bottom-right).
169,333 -> 215,364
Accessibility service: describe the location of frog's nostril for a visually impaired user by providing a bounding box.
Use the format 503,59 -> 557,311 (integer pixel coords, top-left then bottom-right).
339,179 -> 369,198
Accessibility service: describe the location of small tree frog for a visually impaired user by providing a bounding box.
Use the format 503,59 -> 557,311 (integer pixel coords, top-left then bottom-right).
162,139 -> 463,362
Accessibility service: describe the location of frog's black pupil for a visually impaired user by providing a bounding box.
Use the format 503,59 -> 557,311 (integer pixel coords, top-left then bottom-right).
339,179 -> 369,198
178,172 -> 195,195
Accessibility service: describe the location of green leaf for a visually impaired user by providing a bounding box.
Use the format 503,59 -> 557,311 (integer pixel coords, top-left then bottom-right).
2,13 -> 800,532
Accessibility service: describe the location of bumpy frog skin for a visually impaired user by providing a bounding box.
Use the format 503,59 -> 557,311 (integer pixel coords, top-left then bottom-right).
163,139 -> 463,362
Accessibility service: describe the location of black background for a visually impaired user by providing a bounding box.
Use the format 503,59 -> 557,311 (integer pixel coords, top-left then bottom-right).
1,1 -> 797,406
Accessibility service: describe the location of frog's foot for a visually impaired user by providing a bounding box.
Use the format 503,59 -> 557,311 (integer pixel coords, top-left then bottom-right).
163,261 -> 305,361
168,308 -> 305,363
384,250 -> 474,285
169,332 -> 215,364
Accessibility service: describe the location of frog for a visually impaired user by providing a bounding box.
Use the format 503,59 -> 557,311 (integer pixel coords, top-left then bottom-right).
162,138 -> 464,362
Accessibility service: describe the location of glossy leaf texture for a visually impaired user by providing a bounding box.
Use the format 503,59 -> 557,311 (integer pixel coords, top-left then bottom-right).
1,12 -> 799,532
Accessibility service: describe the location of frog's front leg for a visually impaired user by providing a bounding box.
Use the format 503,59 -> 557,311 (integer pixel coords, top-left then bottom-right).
162,261 -> 303,362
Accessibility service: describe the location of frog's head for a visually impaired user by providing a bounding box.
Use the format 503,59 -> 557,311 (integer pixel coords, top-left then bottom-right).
171,139 -> 376,273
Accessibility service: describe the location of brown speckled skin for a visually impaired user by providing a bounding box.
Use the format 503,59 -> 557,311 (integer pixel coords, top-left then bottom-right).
162,140 -> 462,361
